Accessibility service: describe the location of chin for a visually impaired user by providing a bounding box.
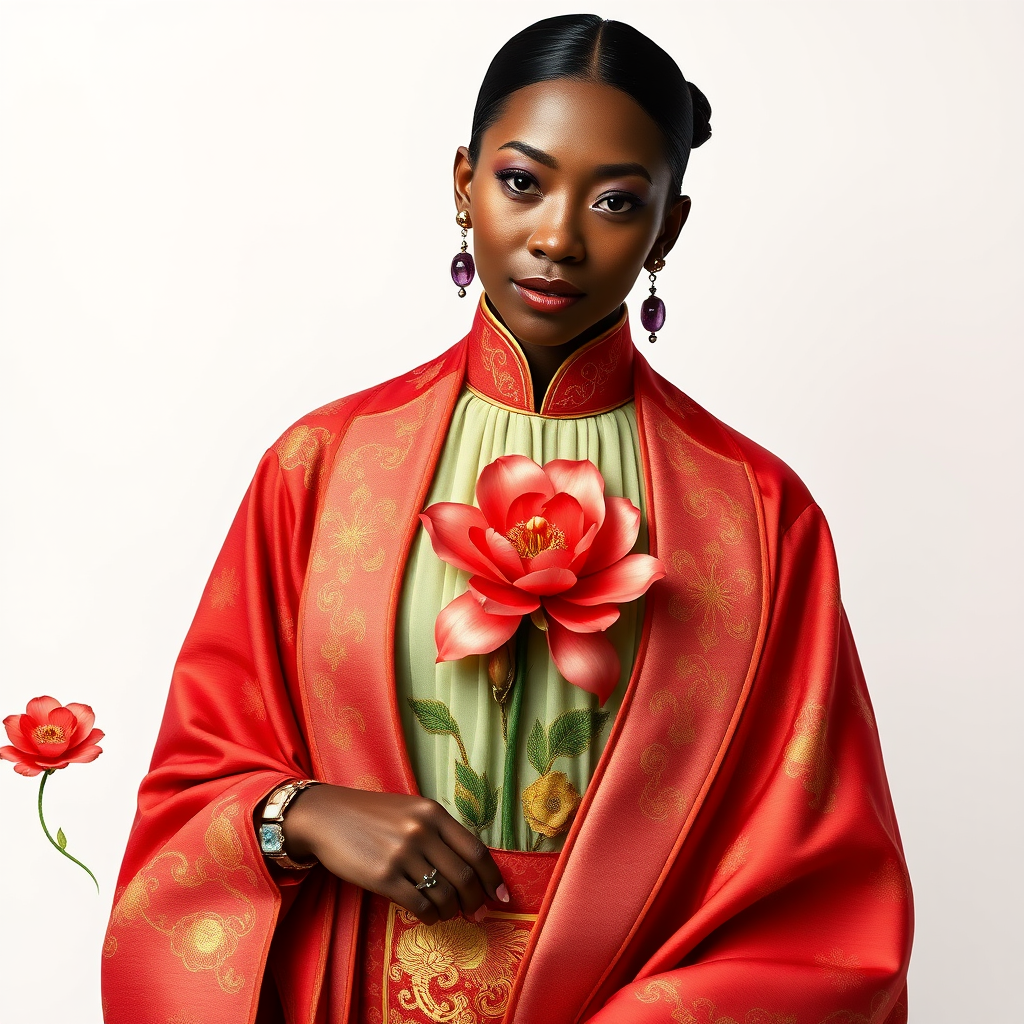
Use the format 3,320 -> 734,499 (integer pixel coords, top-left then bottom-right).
490,286 -> 597,348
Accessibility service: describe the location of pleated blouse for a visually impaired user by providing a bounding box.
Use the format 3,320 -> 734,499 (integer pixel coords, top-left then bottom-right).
393,296 -> 647,851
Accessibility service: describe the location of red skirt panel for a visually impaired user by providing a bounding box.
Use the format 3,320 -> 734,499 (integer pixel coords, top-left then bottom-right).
354,848 -> 558,1024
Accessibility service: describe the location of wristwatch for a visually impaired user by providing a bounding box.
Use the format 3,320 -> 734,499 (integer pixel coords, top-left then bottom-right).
258,778 -> 320,869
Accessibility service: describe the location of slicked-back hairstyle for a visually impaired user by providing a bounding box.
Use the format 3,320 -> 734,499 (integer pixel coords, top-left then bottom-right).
469,15 -> 712,194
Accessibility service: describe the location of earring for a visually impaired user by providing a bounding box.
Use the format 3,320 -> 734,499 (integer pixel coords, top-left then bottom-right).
451,211 -> 475,297
641,258 -> 667,342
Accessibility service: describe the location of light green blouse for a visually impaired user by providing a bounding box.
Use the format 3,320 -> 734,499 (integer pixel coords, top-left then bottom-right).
395,385 -> 648,851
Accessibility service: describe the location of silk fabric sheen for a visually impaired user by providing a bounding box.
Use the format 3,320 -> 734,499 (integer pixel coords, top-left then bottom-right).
102,295 -> 913,1024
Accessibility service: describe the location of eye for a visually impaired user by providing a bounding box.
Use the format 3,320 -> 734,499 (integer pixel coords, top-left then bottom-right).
594,193 -> 645,214
495,169 -> 541,197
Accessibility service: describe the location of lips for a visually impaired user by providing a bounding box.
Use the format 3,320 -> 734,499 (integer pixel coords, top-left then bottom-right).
512,277 -> 585,312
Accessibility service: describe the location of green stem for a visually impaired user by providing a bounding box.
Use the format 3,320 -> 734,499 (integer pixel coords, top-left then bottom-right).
37,769 -> 99,894
500,620 -> 530,849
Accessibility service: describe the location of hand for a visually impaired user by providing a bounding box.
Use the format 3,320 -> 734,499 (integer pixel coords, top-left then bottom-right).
282,784 -> 508,925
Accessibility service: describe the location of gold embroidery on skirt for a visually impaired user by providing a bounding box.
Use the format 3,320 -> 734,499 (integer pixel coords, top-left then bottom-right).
383,904 -> 534,1023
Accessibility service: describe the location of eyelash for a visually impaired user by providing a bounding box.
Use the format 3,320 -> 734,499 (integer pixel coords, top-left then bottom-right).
494,169 -> 646,214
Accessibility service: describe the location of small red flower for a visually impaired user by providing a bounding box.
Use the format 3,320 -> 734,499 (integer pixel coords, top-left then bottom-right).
1,696 -> 104,777
420,454 -> 665,703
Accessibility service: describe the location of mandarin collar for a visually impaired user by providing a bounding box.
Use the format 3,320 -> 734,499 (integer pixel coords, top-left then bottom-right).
465,293 -> 636,417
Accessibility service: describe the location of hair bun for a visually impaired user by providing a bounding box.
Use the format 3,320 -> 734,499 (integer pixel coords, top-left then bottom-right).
687,81 -> 712,148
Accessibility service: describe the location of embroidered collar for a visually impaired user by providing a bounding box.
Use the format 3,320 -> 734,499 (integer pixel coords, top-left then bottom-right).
465,293 -> 636,417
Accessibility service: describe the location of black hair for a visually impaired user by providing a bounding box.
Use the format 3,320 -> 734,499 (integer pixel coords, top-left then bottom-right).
469,14 -> 711,194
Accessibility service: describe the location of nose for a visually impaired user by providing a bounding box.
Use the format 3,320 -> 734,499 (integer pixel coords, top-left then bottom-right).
527,197 -> 585,264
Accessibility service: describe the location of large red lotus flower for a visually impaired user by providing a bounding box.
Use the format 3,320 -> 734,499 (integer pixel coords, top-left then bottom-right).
1,696 -> 104,777
420,455 -> 665,703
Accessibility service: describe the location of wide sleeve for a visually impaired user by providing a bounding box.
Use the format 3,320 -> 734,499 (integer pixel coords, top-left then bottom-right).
587,503 -> 914,1024
101,443 -> 319,1024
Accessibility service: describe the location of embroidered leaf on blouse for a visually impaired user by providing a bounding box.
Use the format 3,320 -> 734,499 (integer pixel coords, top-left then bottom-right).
546,709 -> 610,770
527,719 -> 548,776
408,698 -> 461,738
454,761 -> 499,833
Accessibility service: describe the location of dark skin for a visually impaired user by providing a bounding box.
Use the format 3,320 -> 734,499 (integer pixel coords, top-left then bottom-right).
282,77 -> 691,924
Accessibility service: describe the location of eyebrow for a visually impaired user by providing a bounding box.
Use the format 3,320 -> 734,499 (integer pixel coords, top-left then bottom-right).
497,141 -> 653,184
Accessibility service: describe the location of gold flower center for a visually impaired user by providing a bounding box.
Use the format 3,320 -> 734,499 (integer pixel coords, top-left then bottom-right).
189,917 -> 227,955
33,724 -> 66,744
506,516 -> 566,560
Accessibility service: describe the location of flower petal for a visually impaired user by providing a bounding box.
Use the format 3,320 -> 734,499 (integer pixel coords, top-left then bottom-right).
545,619 -> 621,704
540,492 -> 584,549
505,491 -> 548,533
62,744 -> 103,766
528,546 -> 574,572
434,590 -> 522,662
2,715 -> 33,752
419,504 -> 501,579
514,567 -> 577,595
543,460 -> 606,532
578,497 -> 642,574
25,696 -> 61,724
13,761 -> 45,777
543,596 -> 620,633
65,730 -> 105,758
0,744 -> 31,763
468,576 -> 540,615
564,554 -> 666,606
568,521 -> 600,573
66,703 -> 96,738
477,456 -> 552,531
468,526 -> 518,583
482,528 -> 525,581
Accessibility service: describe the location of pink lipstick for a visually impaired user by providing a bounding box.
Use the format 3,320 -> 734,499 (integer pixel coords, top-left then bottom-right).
512,277 -> 585,312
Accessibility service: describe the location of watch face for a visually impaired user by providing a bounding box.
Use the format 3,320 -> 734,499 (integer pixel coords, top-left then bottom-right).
259,822 -> 285,855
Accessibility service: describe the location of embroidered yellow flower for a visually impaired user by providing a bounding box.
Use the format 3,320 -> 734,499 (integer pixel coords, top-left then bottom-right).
521,771 -> 581,837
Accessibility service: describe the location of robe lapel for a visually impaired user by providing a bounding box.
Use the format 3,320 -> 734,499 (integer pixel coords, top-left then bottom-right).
510,353 -> 771,1023
294,340 -> 468,1022
298,341 -> 467,792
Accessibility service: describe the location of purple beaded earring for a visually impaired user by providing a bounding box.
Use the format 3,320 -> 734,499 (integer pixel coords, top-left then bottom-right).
641,257 -> 667,342
451,210 -> 475,297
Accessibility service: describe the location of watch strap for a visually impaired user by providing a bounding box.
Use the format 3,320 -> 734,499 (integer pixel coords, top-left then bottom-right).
260,778 -> 320,869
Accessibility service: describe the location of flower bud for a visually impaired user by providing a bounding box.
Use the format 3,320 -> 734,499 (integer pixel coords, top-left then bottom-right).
488,641 -> 515,705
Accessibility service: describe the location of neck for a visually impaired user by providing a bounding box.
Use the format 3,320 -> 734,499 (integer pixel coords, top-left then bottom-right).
484,296 -> 624,412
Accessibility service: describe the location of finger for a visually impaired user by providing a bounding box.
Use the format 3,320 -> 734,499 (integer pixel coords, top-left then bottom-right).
407,858 -> 460,922
387,873 -> 442,926
435,815 -> 506,903
423,836 -> 488,916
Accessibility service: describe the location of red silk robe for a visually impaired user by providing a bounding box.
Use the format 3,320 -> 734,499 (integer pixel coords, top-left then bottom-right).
101,296 -> 913,1024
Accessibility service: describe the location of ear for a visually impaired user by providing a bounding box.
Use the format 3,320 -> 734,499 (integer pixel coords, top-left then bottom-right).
644,195 -> 691,272
453,145 -> 474,224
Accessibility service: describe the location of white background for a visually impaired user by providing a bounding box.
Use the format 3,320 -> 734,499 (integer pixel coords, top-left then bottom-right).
1,2 -> 1021,1021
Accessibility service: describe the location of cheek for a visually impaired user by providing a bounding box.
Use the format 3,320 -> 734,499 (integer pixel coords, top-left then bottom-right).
472,185 -> 528,260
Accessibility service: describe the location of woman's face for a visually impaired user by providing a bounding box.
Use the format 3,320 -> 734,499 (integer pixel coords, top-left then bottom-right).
454,78 -> 691,348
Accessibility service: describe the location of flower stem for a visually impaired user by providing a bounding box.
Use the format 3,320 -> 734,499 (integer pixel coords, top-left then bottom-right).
500,620 -> 530,849
37,769 -> 99,894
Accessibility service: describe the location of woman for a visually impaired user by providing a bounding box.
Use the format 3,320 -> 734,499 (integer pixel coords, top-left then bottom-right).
102,15 -> 913,1024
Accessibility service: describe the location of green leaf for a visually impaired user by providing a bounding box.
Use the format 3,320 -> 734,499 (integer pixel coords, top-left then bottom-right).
481,773 -> 499,829
453,761 -> 498,832
547,708 -> 610,766
527,718 -> 548,776
56,827 -> 67,850
407,698 -> 462,740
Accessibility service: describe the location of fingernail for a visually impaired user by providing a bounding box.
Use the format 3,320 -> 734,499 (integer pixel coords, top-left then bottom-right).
472,906 -> 487,923
497,883 -> 510,903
